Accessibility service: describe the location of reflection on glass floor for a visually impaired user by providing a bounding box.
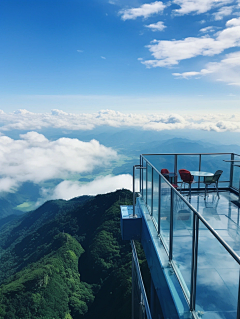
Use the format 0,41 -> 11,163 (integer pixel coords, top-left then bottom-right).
165,190 -> 240,319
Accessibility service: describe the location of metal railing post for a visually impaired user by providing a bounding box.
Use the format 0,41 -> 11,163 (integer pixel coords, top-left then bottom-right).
140,156 -> 142,195
174,154 -> 178,185
158,174 -> 161,235
132,252 -> 135,319
198,154 -> 202,189
142,159 -> 145,198
146,163 -> 148,206
151,167 -> 154,216
236,271 -> 240,319
230,153 -> 234,188
133,165 -> 136,217
169,187 -> 174,261
190,213 -> 199,311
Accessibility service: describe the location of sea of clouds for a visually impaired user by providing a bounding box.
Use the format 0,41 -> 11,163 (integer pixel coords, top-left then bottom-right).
0,108 -> 239,204
0,109 -> 240,132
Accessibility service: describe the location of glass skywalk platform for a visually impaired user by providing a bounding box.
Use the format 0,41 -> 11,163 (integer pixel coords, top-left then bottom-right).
121,153 -> 240,319
171,191 -> 240,319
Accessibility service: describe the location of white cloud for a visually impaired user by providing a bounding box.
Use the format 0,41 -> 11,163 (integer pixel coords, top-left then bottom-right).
143,37 -> 217,67
101,56 -> 106,59
14,109 -> 33,115
0,132 -> 117,193
142,17 -> 240,67
0,109 -> 96,131
119,1 -> 166,20
200,26 -> 216,33
213,6 -> 234,20
173,69 -> 213,78
77,50 -> 83,53
145,21 -> 166,31
142,115 -> 240,132
172,50 -> 240,86
50,174 -> 133,200
226,17 -> 240,25
1,110 -> 240,138
142,114 -> 187,130
0,178 -> 18,193
173,0 -> 234,15
51,109 -> 68,116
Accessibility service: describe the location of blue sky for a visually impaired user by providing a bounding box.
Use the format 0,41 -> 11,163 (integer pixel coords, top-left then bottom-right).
1,0 -> 240,202
1,0 -> 240,113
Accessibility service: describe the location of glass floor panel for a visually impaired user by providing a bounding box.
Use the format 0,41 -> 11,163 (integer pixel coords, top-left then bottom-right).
173,190 -> 240,319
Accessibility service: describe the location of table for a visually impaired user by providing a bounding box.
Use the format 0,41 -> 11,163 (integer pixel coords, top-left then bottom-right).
190,171 -> 214,198
190,171 -> 214,177
162,172 -> 178,189
162,172 -> 177,184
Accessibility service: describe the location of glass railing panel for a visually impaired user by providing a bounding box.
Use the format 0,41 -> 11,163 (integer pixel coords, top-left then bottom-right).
147,163 -> 152,214
201,154 -> 231,188
160,176 -> 171,250
144,155 -> 175,174
178,155 -> 199,172
172,191 -> 193,295
142,158 -> 147,202
135,164 -> 141,194
152,169 -> 159,227
196,220 -> 239,318
232,154 -> 240,190
140,156 -> 143,196
132,242 -> 152,319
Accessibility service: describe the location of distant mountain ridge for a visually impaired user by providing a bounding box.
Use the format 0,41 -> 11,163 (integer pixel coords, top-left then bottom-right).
141,137 -> 240,155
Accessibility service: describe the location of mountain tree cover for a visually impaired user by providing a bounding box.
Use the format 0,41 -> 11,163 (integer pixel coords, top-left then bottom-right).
0,233 -> 94,319
0,189 -> 147,319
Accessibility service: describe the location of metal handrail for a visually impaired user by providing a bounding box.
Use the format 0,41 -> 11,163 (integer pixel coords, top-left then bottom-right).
131,240 -> 152,319
141,152 -> 240,156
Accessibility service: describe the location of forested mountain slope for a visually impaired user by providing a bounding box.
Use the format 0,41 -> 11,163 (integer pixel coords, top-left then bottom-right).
0,189 -> 143,319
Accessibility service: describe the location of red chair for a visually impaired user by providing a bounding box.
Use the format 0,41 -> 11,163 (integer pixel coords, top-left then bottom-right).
161,168 -> 169,175
161,169 -> 170,182
179,169 -> 194,197
161,169 -> 178,189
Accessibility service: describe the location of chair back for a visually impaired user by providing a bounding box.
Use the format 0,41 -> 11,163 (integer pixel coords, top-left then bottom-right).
161,168 -> 169,175
179,169 -> 194,183
161,168 -> 170,181
212,170 -> 223,182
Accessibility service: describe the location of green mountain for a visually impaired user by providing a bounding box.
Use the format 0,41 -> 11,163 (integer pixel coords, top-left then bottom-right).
0,189 -> 146,319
